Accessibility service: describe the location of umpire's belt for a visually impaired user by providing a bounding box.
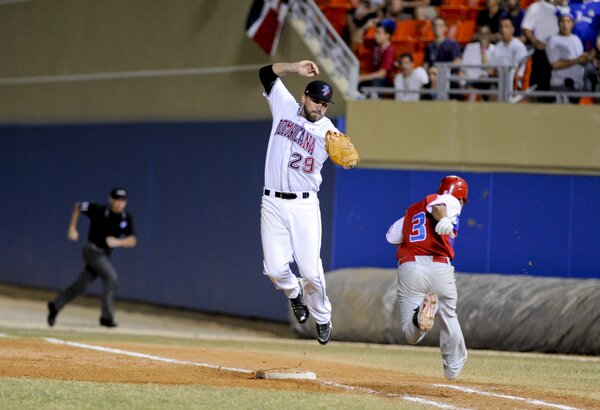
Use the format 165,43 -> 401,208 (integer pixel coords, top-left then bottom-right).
400,255 -> 450,265
264,189 -> 310,200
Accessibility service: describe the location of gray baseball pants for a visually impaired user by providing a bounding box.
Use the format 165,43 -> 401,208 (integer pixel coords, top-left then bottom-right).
52,242 -> 118,321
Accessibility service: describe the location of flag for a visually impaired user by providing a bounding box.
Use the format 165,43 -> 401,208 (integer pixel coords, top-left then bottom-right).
245,0 -> 289,56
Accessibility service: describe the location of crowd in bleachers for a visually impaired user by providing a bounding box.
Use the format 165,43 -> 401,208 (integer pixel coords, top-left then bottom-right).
316,0 -> 600,103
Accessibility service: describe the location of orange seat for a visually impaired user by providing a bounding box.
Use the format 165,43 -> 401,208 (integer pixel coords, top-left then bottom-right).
323,5 -> 351,35
521,0 -> 537,8
579,97 -> 596,105
394,19 -> 420,39
393,38 -> 417,56
440,5 -> 469,25
454,20 -> 476,45
443,0 -> 470,6
514,56 -> 533,90
413,51 -> 425,67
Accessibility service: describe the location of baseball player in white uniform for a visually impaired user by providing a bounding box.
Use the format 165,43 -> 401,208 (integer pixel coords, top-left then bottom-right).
258,60 -> 339,345
386,176 -> 469,380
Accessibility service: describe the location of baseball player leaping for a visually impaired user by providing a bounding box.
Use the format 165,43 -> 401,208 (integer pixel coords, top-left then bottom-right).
258,60 -> 345,345
386,176 -> 469,380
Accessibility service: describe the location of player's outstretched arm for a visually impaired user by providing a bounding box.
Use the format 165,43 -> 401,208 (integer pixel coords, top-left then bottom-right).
272,60 -> 319,78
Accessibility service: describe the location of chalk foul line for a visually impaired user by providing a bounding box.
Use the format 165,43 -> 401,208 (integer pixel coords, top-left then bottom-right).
44,337 -> 253,374
43,338 -> 579,410
433,384 -> 580,410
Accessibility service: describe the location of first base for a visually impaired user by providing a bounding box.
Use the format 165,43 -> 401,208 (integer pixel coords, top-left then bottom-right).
256,368 -> 317,380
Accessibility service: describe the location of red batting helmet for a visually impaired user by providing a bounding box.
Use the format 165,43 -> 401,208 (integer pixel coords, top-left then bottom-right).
437,175 -> 469,203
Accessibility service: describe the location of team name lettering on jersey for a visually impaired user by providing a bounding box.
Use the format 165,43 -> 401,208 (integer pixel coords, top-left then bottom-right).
275,119 -> 316,155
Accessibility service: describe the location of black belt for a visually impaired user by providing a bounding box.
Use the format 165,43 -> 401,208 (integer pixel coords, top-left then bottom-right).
264,189 -> 310,199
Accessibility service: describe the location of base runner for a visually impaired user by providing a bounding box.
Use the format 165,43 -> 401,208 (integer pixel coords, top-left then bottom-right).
386,175 -> 469,380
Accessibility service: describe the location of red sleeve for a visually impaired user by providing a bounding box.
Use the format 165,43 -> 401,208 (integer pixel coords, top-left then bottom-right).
381,45 -> 396,73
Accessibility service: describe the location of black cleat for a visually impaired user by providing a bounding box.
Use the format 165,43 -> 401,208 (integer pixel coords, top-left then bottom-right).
316,322 -> 332,345
47,302 -> 58,327
290,279 -> 309,324
100,318 -> 118,328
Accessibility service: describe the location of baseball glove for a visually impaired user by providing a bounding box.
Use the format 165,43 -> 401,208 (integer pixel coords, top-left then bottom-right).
325,130 -> 360,169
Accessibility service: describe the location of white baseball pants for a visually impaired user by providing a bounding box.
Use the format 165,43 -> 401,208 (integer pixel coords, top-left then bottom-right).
261,193 -> 332,325
397,256 -> 467,380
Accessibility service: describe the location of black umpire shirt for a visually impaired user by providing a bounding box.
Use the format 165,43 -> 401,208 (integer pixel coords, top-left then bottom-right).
80,202 -> 135,254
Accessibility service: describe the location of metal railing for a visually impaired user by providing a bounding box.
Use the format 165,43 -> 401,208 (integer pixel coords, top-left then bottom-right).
288,0 -> 360,98
361,62 -> 600,104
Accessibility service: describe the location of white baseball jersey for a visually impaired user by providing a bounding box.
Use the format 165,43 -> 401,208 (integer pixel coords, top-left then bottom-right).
263,78 -> 338,193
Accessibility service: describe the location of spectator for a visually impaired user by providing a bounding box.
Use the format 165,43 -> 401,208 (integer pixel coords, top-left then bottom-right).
394,53 -> 430,100
382,0 -> 411,20
402,0 -> 441,20
347,0 -> 384,52
420,65 -> 440,99
499,0 -> 526,42
488,17 -> 529,98
425,17 -> 462,98
359,18 -> 397,92
570,0 -> 600,51
425,17 -> 462,68
546,10 -> 588,102
522,0 -> 560,102
569,0 -> 600,91
477,0 -> 503,43
461,25 -> 496,100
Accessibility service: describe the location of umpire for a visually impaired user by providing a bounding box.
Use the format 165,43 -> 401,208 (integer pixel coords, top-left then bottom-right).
47,187 -> 137,328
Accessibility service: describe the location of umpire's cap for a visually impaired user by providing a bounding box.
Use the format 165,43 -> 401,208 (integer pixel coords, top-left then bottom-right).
110,187 -> 128,200
304,80 -> 335,104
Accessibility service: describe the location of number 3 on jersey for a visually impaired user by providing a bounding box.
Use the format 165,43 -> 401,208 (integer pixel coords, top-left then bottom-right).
288,152 -> 314,173
409,211 -> 427,242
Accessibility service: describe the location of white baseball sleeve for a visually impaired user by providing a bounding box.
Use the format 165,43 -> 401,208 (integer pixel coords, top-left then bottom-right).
386,217 -> 405,244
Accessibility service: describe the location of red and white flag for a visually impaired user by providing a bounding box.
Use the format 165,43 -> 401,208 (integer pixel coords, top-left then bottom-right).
245,0 -> 290,56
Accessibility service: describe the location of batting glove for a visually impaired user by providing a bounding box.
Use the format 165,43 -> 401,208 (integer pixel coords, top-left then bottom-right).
435,217 -> 455,236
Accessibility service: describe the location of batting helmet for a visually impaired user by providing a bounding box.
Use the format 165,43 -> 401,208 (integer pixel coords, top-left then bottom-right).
438,175 -> 469,203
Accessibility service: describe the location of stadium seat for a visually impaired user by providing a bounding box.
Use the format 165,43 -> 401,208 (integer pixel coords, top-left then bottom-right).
443,0 -> 470,6
440,5 -> 469,25
413,51 -> 425,67
393,38 -> 417,56
454,20 -> 476,45
521,0 -> 537,8
323,4 -> 351,35
514,56 -> 532,90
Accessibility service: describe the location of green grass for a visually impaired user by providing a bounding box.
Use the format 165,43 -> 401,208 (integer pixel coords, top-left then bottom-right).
0,378 -> 425,410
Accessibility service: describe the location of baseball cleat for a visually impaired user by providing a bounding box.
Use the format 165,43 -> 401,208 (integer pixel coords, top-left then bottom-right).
47,302 -> 58,327
290,279 -> 309,323
100,318 -> 118,328
417,292 -> 438,332
316,322 -> 332,345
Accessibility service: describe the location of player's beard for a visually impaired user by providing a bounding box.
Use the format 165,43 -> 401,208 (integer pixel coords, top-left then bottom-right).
301,104 -> 324,123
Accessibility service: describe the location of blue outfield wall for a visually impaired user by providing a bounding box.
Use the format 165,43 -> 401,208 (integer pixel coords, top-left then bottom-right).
1,121 -> 599,324
332,168 -> 600,278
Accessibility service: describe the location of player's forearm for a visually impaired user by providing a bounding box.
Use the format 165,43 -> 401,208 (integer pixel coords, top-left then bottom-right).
120,235 -> 137,248
272,62 -> 302,77
431,204 -> 448,221
69,203 -> 81,229
107,235 -> 137,248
